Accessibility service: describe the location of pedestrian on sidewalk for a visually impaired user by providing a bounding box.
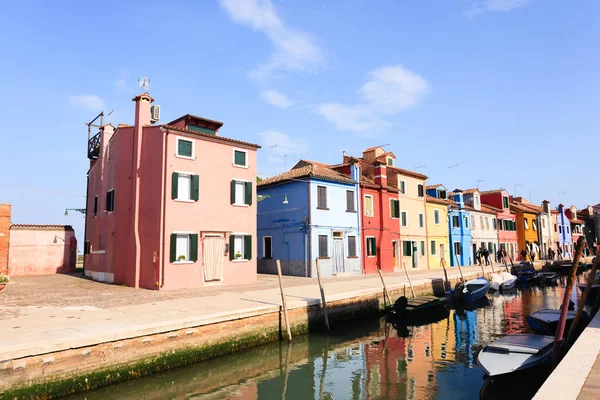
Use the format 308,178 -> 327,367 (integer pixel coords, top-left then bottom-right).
520,248 -> 528,262
557,243 -> 563,261
548,247 -> 555,260
483,247 -> 490,266
476,247 -> 483,266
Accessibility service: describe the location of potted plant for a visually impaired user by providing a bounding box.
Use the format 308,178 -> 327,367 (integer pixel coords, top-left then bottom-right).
235,251 -> 242,260
0,275 -> 8,292
178,255 -> 186,261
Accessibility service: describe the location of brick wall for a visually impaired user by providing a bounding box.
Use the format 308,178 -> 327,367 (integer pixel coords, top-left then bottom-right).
0,204 -> 10,276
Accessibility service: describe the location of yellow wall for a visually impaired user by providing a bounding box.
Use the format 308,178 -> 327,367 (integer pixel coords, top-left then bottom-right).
426,202 -> 450,269
514,209 -> 539,257
395,173 -> 429,269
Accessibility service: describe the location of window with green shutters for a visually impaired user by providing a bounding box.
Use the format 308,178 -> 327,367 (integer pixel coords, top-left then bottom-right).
503,196 -> 509,209
176,138 -> 194,158
402,241 -> 412,256
434,209 -> 440,224
401,211 -> 408,227
172,172 -> 199,201
231,180 -> 252,206
229,234 -> 252,260
233,149 -> 248,167
390,199 -> 400,218
431,240 -> 437,255
170,233 -> 198,262
105,189 -> 115,212
188,124 -> 216,135
420,241 -> 425,256
366,237 -> 377,257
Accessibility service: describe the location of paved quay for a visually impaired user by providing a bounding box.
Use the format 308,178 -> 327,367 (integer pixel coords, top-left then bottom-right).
0,263 -> 501,362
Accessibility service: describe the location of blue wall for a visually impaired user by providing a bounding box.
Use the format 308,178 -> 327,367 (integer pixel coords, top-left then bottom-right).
557,204 -> 574,257
448,193 -> 473,266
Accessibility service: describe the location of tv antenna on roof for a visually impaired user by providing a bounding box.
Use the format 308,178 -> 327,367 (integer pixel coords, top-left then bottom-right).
137,77 -> 151,92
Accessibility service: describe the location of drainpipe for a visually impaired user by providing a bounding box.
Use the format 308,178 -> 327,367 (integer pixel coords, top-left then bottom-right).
159,127 -> 170,288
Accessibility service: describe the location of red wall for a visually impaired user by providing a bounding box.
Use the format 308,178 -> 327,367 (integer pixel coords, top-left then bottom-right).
0,204 -> 10,276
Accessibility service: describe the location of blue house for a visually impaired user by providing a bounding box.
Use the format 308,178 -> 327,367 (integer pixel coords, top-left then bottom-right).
556,204 -> 574,258
257,161 -> 361,277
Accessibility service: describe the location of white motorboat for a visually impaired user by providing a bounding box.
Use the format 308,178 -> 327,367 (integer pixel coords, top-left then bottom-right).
490,272 -> 517,291
477,334 -> 554,380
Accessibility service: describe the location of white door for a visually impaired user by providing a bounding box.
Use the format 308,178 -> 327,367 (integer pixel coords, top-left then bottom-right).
332,238 -> 345,273
412,241 -> 419,268
203,236 -> 225,282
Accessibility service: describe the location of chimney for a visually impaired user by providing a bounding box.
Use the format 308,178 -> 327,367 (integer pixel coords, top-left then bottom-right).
342,150 -> 346,161
542,200 -> 550,213
132,92 -> 154,132
373,162 -> 387,187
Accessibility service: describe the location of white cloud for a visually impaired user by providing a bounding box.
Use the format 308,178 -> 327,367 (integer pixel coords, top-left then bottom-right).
316,65 -> 429,134
219,0 -> 325,80
68,95 -> 105,111
465,0 -> 532,18
261,89 -> 294,108
258,130 -> 308,164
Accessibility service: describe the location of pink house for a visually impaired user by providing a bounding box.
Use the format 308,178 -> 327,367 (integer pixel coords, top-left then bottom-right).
84,93 -> 260,290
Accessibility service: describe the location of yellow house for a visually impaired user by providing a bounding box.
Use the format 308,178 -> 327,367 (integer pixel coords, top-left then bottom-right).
510,201 -> 539,261
426,195 -> 451,269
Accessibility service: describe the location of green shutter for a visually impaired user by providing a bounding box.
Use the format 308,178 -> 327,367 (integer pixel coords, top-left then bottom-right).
230,180 -> 236,204
395,200 -> 400,218
372,238 -> 377,256
244,235 -> 252,260
177,139 -> 193,157
245,182 -> 252,205
191,175 -> 199,201
172,172 -> 179,199
190,234 -> 198,261
229,235 -> 235,260
234,150 -> 246,166
170,234 -> 177,262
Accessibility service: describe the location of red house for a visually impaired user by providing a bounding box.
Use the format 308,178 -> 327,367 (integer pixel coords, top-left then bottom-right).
480,189 -> 518,261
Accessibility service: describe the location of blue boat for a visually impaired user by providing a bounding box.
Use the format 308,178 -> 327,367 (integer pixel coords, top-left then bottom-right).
451,277 -> 490,304
518,269 -> 538,283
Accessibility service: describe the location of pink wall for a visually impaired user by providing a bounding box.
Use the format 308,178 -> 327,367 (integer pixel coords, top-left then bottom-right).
8,227 -> 76,276
161,130 -> 258,290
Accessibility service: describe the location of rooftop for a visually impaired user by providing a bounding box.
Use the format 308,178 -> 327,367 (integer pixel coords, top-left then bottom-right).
11,224 -> 74,231
161,125 -> 260,149
258,164 -> 356,187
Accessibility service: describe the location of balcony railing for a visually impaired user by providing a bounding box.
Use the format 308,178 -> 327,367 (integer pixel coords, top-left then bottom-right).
88,132 -> 100,160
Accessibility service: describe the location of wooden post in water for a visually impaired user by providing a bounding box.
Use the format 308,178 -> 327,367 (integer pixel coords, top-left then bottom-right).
281,342 -> 292,399
377,268 -> 392,306
455,253 -> 465,282
565,254 -> 599,349
440,258 -> 450,291
403,263 -> 416,298
479,260 -> 486,277
276,260 -> 292,342
315,258 -> 330,331
552,237 -> 585,365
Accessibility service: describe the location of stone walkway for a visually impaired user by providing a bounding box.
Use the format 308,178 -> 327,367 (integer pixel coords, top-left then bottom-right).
579,353 -> 600,400
4,260 -> 557,364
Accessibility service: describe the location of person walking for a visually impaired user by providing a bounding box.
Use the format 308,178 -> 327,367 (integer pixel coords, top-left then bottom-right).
483,247 -> 490,266
497,248 -> 504,265
520,248 -> 528,262
476,247 -> 483,266
548,247 -> 555,260
557,243 -> 563,261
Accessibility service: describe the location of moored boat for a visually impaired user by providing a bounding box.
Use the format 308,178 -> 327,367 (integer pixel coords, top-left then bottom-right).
452,277 -> 490,303
577,283 -> 600,304
490,272 -> 517,291
517,269 -> 538,283
526,309 -> 588,335
538,272 -> 559,285
477,334 -> 554,381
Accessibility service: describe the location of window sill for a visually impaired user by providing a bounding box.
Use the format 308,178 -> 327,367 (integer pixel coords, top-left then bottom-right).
365,214 -> 374,218
90,250 -> 105,254
390,217 -> 399,219
366,255 -> 376,258
175,154 -> 195,160
317,207 -> 329,211
232,203 -> 250,207
318,257 -> 330,260
347,256 -> 359,259
174,199 -> 195,203
232,259 -> 249,263
232,164 -> 249,169
346,210 -> 357,213
173,261 -> 194,265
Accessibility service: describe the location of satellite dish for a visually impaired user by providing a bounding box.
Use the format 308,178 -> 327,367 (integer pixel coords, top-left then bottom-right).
137,77 -> 151,92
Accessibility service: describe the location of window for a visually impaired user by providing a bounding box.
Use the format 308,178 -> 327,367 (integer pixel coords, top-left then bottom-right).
263,236 -> 272,259
503,196 -> 509,208
417,184 -> 424,198
364,195 -> 374,217
566,226 -> 570,234
348,236 -> 357,257
403,241 -> 413,256
474,195 -> 480,209
420,241 -> 425,256
454,242 -> 461,255
231,180 -> 252,206
172,172 -> 199,201
542,219 -> 546,228
452,215 -> 460,228
93,196 -> 98,216
399,180 -> 406,195
401,211 -> 408,227
188,124 -> 215,135
431,240 -> 437,255
366,237 -> 377,257
471,216 -> 476,229
485,217 -> 490,230
418,213 -> 424,228
480,216 -> 484,230
434,209 -> 441,225
170,233 -> 198,262
346,190 -> 355,212
464,216 -> 469,228
524,218 -> 529,230
532,220 -> 537,231
439,190 -> 447,199
317,186 -> 328,209
229,234 -> 252,260
176,137 -> 194,158
554,224 -> 557,232
387,158 -> 394,166
105,189 -> 115,212
497,219 -> 502,230
318,235 -> 328,258
233,149 -> 248,167
559,225 -> 562,234
390,199 -> 400,218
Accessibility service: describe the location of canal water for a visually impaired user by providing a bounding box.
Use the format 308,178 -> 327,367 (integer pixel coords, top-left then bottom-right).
72,282 -> 579,400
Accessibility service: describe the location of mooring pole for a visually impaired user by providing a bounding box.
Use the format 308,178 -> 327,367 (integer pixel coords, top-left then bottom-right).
553,237 -> 585,365
455,253 -> 465,282
377,268 -> 392,306
276,260 -> 292,342
440,258 -> 450,291
565,254 -> 599,349
403,263 -> 416,298
315,258 -> 330,331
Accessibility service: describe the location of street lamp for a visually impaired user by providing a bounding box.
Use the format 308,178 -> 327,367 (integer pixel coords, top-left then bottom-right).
65,208 -> 86,216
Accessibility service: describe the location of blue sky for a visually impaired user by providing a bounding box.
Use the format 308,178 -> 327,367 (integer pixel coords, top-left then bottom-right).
1,0 -> 598,246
